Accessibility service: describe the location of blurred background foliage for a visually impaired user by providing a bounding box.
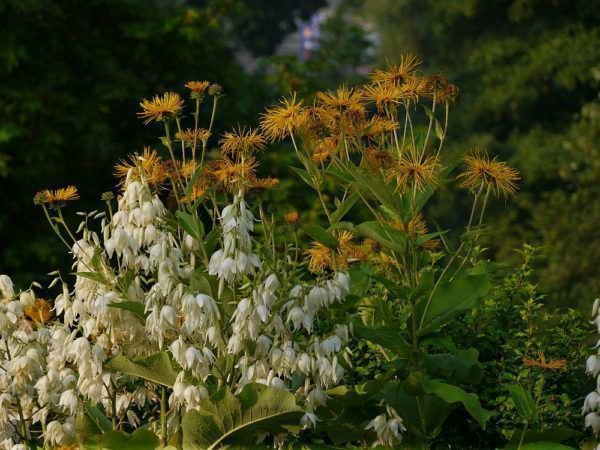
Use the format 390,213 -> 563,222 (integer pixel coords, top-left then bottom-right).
1,0 -> 599,314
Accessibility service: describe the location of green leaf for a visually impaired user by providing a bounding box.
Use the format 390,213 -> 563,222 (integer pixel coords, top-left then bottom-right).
424,349 -> 481,384
352,320 -> 410,358
303,224 -> 339,249
505,427 -> 581,449
74,271 -> 108,285
176,210 -> 204,240
517,443 -> 575,450
80,428 -> 159,450
505,383 -> 539,424
108,301 -> 147,321
330,192 -> 359,224
434,119 -> 444,141
416,274 -> 490,336
290,166 -> 317,190
182,384 -> 304,450
353,221 -> 405,253
422,379 -> 493,429
104,352 -> 177,387
83,403 -> 112,433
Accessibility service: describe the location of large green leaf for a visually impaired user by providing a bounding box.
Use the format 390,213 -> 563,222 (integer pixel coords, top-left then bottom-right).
177,210 -> 205,240
182,384 -> 304,450
416,274 -> 490,336
424,349 -> 481,384
108,301 -> 147,321
330,192 -> 359,224
505,383 -> 539,424
79,428 -> 159,450
353,320 -> 410,358
353,221 -> 405,253
104,352 -> 178,387
505,427 -> 581,449
422,379 -> 493,429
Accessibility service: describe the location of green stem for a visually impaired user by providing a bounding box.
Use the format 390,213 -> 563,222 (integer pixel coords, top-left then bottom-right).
161,386 -> 168,447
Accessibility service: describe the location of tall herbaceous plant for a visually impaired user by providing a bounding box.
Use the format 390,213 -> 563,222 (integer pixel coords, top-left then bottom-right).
0,56 -> 537,449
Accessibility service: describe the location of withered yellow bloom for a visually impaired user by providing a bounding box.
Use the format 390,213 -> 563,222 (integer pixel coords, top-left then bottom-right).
212,157 -> 259,191
114,148 -> 166,188
138,92 -> 184,124
36,186 -> 80,207
370,54 -> 421,86
25,298 -> 53,324
387,148 -> 441,192
458,149 -> 520,197
260,93 -> 305,142
219,127 -> 266,156
176,128 -> 211,146
523,353 -> 567,371
250,176 -> 279,190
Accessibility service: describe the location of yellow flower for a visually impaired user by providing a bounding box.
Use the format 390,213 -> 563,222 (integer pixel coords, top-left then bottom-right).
137,92 -> 184,124
305,231 -> 364,273
260,93 -> 305,141
211,157 -> 259,191
316,85 -> 365,118
457,149 -> 520,197
35,186 -> 79,207
219,127 -> 266,156
387,148 -> 441,192
362,83 -> 401,112
184,80 -> 211,96
361,116 -> 398,139
114,148 -> 166,188
284,211 -> 299,225
370,54 -> 421,86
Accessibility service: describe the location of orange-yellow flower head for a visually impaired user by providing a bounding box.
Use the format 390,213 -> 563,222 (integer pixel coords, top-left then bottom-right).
138,92 -> 184,125
387,148 -> 441,193
316,85 -> 365,119
370,54 -> 421,86
25,298 -> 53,324
362,83 -> 401,112
184,80 -> 211,99
457,149 -> 520,197
284,211 -> 299,225
219,127 -> 266,156
35,186 -> 79,208
260,93 -> 305,142
305,230 -> 364,273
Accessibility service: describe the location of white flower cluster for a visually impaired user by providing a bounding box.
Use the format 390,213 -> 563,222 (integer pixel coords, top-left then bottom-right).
0,276 -> 76,449
0,172 -> 353,449
365,405 -> 406,447
208,192 -> 260,287
584,297 -> 600,435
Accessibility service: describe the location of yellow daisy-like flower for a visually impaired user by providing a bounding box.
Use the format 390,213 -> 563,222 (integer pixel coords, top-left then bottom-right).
316,85 -> 365,117
260,93 -> 305,142
284,211 -> 299,225
361,116 -> 399,139
370,54 -> 421,86
387,148 -> 441,193
137,92 -> 184,125
35,186 -> 80,207
114,148 -> 166,188
362,83 -> 402,112
219,127 -> 266,156
305,230 -> 364,273
457,149 -> 520,197
184,80 -> 211,96
211,157 -> 259,191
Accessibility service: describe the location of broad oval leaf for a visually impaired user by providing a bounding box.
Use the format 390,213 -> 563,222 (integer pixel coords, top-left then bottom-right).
104,352 -> 178,387
182,384 -> 304,450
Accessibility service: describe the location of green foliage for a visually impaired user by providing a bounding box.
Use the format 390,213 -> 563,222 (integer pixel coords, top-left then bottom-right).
364,0 -> 600,309
182,384 -> 304,449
